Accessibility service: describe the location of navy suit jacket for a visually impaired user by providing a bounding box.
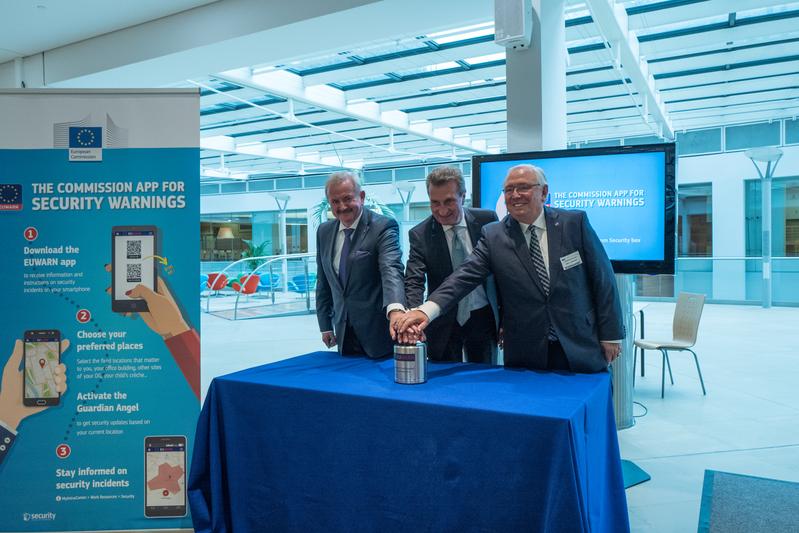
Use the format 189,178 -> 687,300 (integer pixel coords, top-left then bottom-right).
316,209 -> 405,358
428,208 -> 624,373
405,208 -> 500,360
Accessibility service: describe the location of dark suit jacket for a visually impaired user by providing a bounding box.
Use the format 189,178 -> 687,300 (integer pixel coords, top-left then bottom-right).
316,209 -> 406,358
428,208 -> 623,373
405,208 -> 500,360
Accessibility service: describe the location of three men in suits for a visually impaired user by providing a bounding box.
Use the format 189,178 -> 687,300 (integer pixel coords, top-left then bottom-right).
396,164 -> 623,373
316,172 -> 406,358
404,166 -> 499,363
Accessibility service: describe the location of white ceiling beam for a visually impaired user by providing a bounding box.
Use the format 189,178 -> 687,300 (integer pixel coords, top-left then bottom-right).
626,0 -> 789,30
647,41 -> 799,76
201,135 -> 359,173
655,59 -> 799,91
17,0 -> 492,88
673,106 -> 799,131
302,40 -> 502,86
666,88 -> 799,113
639,20 -> 799,60
343,65 -> 507,99
215,68 -> 488,155
585,0 -> 674,139
661,74 -> 799,102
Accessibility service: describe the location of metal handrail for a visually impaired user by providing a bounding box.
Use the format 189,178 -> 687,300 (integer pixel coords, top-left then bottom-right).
203,253 -> 317,319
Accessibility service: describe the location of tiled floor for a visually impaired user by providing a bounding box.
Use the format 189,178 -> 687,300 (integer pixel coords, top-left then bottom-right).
199,302 -> 799,532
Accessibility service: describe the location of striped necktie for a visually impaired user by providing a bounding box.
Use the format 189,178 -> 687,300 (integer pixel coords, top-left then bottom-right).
528,226 -> 549,296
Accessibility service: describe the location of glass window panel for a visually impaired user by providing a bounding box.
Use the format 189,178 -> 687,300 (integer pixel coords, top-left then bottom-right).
581,139 -> 621,148
745,179 -> 761,257
624,135 -> 663,146
220,182 -> 246,193
276,178 -> 302,190
786,118 -> 799,145
725,122 -> 780,151
678,184 -> 712,257
395,167 -> 426,181
745,176 -> 799,257
248,180 -> 275,192
304,174 -> 328,188
773,177 -> 799,257
676,128 -> 721,155
200,184 -> 219,195
364,169 -> 393,184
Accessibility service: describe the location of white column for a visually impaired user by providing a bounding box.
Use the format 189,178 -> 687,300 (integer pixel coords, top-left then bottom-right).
505,0 -> 567,152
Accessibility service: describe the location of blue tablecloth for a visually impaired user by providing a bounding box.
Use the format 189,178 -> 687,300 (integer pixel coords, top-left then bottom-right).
189,352 -> 629,533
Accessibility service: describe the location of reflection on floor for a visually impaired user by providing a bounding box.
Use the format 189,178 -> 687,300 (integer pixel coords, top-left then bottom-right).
200,302 -> 799,533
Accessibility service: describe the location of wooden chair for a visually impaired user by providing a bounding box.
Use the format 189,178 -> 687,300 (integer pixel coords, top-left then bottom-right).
634,292 -> 707,398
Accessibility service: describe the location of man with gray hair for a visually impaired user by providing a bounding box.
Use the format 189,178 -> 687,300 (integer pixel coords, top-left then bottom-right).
404,166 -> 499,363
316,171 -> 406,358
396,164 -> 623,373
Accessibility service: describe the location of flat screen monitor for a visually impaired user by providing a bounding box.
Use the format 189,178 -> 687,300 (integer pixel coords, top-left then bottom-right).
472,143 -> 676,275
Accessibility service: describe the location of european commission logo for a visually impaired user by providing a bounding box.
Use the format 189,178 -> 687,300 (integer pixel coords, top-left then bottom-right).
68,127 -> 102,162
0,184 -> 22,211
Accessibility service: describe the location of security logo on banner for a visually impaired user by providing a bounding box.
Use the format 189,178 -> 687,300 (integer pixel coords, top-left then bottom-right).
68,126 -> 102,162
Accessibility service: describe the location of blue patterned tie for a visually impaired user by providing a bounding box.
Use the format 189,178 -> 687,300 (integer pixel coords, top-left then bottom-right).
339,228 -> 354,285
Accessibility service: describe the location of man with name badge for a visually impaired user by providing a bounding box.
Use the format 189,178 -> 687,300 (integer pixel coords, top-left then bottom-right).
396,164 -> 623,372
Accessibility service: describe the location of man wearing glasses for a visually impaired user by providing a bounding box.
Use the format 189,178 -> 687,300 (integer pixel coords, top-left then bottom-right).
395,164 -> 623,373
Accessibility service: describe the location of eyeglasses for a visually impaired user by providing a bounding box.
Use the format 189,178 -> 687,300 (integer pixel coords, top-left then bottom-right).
502,183 -> 542,195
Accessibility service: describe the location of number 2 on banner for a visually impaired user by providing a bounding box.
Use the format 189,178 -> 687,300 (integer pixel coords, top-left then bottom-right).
76,309 -> 91,323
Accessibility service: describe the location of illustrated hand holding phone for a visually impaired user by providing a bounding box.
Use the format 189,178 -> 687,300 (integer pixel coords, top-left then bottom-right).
105,264 -> 189,339
0,336 -> 69,432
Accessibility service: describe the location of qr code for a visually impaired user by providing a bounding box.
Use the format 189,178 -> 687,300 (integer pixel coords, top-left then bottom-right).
126,263 -> 142,283
126,240 -> 142,259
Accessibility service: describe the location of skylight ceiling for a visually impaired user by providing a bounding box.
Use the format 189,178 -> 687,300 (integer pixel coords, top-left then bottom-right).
192,0 -> 799,181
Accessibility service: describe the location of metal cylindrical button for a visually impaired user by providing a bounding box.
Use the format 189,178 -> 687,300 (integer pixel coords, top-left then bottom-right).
394,343 -> 427,384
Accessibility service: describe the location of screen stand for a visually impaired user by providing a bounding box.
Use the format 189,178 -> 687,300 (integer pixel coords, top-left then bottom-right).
612,274 -> 650,489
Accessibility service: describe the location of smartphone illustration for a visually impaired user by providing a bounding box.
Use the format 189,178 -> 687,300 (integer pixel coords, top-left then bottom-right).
144,435 -> 187,518
112,225 -> 158,312
23,329 -> 61,407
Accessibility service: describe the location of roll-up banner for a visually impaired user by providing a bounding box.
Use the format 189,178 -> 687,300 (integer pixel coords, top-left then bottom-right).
0,89 -> 199,532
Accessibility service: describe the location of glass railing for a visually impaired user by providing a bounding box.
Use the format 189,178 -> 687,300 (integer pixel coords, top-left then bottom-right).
202,253 -> 317,319
635,256 -> 799,306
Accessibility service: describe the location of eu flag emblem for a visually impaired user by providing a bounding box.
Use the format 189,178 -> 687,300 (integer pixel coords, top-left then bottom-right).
0,184 -> 22,211
69,127 -> 102,148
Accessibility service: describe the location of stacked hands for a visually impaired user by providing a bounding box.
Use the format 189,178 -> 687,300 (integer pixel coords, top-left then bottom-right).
388,310 -> 429,345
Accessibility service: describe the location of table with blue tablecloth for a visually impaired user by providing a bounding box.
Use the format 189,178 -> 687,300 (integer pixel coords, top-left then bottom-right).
188,351 -> 629,532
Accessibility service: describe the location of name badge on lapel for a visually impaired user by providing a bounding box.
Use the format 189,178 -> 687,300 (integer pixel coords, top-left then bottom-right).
560,251 -> 583,270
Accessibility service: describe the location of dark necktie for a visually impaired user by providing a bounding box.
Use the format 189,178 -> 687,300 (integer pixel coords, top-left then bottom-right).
529,226 -> 558,341
528,226 -> 549,295
338,228 -> 354,285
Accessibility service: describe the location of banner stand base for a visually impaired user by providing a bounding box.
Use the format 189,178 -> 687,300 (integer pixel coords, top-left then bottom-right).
622,459 -> 651,489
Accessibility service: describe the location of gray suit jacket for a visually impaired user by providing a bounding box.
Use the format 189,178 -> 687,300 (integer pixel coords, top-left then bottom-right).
428,208 -> 623,373
405,208 -> 500,360
316,209 -> 406,358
